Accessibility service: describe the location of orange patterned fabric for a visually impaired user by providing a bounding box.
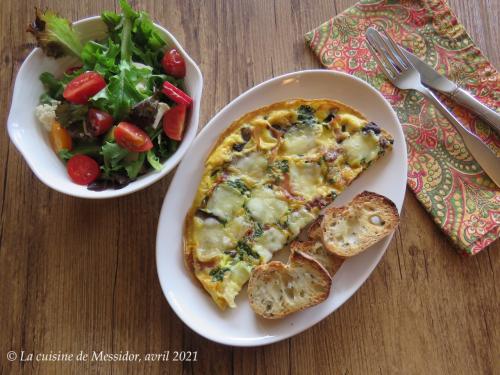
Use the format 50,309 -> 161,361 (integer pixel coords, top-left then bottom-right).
305,0 -> 499,255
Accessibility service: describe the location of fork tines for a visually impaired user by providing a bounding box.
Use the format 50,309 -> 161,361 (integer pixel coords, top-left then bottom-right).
365,27 -> 413,81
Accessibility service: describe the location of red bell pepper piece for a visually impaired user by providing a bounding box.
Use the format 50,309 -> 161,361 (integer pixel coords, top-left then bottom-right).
162,81 -> 193,107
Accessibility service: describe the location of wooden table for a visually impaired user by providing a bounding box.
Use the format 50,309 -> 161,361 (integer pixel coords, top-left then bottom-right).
1,1 -> 498,374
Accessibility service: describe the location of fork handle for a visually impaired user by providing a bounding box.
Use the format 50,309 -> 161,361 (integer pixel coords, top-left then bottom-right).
419,86 -> 500,187
450,88 -> 500,134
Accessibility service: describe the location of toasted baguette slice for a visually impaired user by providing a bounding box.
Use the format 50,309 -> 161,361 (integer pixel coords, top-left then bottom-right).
321,191 -> 399,258
248,251 -> 331,319
306,216 -> 323,241
290,240 -> 343,277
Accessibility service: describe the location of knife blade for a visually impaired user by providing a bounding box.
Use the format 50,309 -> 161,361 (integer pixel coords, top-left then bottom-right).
400,47 -> 500,133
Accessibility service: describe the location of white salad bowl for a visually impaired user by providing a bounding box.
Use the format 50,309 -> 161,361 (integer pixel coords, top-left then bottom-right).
7,16 -> 203,199
156,70 -> 407,346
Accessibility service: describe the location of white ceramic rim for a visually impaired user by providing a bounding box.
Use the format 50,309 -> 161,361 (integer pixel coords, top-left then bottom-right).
7,16 -> 203,199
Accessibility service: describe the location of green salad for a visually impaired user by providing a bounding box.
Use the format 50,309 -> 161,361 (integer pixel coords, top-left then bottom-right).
30,0 -> 192,190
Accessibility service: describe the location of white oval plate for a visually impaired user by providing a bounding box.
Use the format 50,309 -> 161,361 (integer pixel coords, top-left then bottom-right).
7,16 -> 203,199
156,70 -> 407,346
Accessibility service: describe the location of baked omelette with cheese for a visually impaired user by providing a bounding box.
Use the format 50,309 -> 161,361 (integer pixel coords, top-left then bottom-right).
184,99 -> 393,309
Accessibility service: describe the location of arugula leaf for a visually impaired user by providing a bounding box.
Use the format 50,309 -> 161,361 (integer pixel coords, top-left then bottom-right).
101,10 -> 122,46
130,13 -> 166,71
28,8 -> 83,58
91,62 -> 151,119
125,152 -> 145,179
157,135 -> 179,159
102,1 -> 167,72
101,141 -> 129,175
58,149 -> 74,161
39,72 -> 64,101
101,142 -> 148,179
132,12 -> 165,51
148,125 -> 164,140
90,1 -> 160,120
39,93 -> 55,105
81,40 -> 120,79
119,0 -> 136,62
72,144 -> 101,158
146,150 -> 163,171
132,46 -> 159,71
101,11 -> 121,30
119,0 -> 138,19
125,62 -> 154,95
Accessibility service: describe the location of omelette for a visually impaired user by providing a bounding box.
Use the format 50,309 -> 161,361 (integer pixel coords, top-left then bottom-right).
184,99 -> 393,309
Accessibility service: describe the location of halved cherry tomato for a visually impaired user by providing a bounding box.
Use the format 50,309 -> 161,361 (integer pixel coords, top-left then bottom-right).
162,49 -> 186,78
67,155 -> 100,185
63,71 -> 106,104
162,81 -> 193,106
163,105 -> 187,141
50,121 -> 72,152
114,122 -> 153,152
88,108 -> 114,136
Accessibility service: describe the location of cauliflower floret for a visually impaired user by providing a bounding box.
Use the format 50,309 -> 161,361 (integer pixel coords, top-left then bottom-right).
35,100 -> 60,131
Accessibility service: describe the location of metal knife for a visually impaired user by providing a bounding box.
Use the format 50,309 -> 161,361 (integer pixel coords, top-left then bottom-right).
382,36 -> 500,134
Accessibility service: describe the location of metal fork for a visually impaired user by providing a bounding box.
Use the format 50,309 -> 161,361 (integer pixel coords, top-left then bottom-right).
365,27 -> 500,187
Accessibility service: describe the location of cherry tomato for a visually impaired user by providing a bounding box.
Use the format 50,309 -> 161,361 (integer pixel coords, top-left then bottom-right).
161,49 -> 186,78
162,81 -> 193,106
88,108 -> 114,136
63,71 -> 106,104
67,155 -> 100,185
50,121 -> 72,152
163,105 -> 187,141
114,122 -> 153,152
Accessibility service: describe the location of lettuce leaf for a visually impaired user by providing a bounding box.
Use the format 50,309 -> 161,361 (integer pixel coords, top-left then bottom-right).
91,61 -> 152,119
125,152 -> 146,179
33,0 -> 178,183
101,1 -> 166,73
55,102 -> 88,131
81,40 -> 120,79
39,72 -> 64,101
89,0 -> 162,120
101,141 -> 129,174
28,8 -> 83,58
146,149 -> 162,171
101,141 -> 146,179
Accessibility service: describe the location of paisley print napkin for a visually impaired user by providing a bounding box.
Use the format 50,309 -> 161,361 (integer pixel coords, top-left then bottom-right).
305,0 -> 499,255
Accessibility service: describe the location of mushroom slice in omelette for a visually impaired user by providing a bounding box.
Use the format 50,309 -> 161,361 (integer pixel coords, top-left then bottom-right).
184,99 -> 393,309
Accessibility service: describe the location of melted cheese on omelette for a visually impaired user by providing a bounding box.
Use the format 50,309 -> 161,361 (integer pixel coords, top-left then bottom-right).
184,99 -> 393,309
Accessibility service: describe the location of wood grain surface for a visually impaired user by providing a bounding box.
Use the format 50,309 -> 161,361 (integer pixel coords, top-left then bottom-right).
1,0 -> 498,374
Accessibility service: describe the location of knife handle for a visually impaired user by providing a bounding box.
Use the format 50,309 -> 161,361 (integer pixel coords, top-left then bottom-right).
451,88 -> 500,133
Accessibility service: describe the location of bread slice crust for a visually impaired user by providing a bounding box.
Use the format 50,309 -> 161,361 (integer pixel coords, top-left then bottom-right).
290,240 -> 344,277
306,216 -> 323,241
